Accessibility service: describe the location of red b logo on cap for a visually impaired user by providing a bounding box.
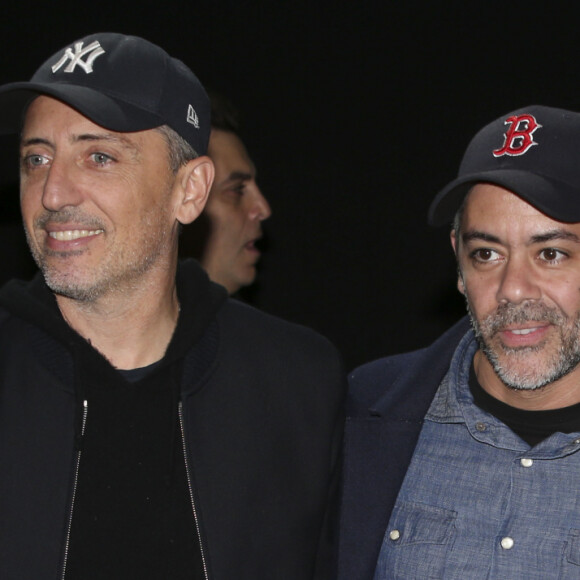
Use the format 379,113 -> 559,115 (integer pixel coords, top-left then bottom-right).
493,114 -> 541,157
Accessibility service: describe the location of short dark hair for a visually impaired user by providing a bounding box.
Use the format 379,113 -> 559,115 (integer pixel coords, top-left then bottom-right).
208,89 -> 241,134
452,186 -> 473,240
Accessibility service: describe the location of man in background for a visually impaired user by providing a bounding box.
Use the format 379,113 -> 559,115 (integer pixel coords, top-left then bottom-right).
181,92 -> 271,294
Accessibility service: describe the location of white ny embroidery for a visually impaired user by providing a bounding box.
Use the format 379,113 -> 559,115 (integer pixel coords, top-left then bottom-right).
51,41 -> 106,74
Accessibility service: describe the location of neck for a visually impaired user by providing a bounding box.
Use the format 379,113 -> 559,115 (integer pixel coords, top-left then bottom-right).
56,264 -> 180,370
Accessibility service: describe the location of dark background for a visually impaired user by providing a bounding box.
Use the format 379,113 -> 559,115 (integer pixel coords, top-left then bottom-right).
0,3 -> 577,370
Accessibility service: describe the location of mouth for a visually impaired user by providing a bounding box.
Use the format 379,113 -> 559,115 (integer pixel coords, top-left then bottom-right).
244,236 -> 262,253
510,327 -> 541,336
48,229 -> 104,241
498,323 -> 551,347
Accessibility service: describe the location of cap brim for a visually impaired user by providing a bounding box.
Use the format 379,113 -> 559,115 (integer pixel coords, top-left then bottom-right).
428,169 -> 580,227
0,81 -> 165,134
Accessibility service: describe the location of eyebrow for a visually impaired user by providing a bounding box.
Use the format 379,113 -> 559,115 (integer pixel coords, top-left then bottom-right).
225,171 -> 253,182
217,171 -> 254,188
530,229 -> 580,244
21,132 -> 140,152
462,228 -> 580,245
461,230 -> 501,244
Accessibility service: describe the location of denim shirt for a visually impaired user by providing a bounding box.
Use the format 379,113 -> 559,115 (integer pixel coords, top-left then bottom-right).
373,330 -> 580,580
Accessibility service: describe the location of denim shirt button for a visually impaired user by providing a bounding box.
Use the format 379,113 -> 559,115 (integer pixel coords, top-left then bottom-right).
574,438 -> 580,445
520,458 -> 533,468
475,422 -> 487,432
389,530 -> 401,541
501,536 -> 514,550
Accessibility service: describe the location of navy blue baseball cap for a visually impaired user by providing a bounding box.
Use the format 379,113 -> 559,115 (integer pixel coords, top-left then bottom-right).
428,105 -> 580,226
0,32 -> 210,155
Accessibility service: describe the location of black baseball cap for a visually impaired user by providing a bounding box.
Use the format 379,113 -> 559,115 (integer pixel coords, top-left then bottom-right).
0,32 -> 210,155
428,105 -> 580,226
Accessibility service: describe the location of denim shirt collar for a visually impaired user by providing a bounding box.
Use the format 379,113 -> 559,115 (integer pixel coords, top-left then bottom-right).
426,329 -> 580,458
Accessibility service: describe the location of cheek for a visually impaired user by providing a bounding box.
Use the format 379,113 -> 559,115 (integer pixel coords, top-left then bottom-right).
463,282 -> 498,317
548,285 -> 580,317
206,205 -> 239,233
20,188 -> 40,225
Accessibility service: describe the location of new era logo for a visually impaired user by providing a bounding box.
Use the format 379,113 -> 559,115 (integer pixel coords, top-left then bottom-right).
187,104 -> 200,129
51,41 -> 106,74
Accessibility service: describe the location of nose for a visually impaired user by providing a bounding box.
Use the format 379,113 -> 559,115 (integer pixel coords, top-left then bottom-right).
41,157 -> 83,212
496,257 -> 541,305
248,185 -> 272,222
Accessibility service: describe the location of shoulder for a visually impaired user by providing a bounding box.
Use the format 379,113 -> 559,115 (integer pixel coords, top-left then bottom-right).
347,348 -> 429,414
347,316 -> 471,416
214,298 -> 345,390
219,298 -> 339,356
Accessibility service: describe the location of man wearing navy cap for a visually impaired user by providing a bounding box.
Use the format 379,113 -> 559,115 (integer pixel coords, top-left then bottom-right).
0,33 -> 344,579
339,105 -> 580,579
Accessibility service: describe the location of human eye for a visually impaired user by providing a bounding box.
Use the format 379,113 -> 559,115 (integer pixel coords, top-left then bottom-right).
539,248 -> 568,264
470,248 -> 501,263
21,153 -> 49,169
231,183 -> 245,195
89,151 -> 115,166
221,182 -> 245,203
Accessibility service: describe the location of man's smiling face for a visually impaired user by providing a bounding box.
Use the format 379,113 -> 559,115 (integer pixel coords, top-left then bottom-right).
20,96 -> 180,302
453,183 -> 580,394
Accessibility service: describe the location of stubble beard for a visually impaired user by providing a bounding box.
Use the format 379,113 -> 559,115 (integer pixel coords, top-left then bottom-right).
25,205 -> 174,303
466,298 -> 580,391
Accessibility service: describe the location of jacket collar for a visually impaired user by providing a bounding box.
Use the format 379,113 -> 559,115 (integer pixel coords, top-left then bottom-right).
369,316 -> 472,420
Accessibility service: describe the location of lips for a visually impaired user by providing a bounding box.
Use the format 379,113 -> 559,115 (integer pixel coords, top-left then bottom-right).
499,323 -> 551,347
244,235 -> 262,253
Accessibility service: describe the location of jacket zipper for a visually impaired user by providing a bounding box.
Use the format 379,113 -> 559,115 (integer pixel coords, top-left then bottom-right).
60,399 -> 88,580
179,401 -> 210,580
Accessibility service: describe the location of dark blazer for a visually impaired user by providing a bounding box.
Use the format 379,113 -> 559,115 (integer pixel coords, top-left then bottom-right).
338,317 -> 470,580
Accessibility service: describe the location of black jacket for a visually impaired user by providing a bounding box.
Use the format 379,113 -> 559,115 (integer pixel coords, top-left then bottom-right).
0,259 -> 345,579
338,317 -> 470,580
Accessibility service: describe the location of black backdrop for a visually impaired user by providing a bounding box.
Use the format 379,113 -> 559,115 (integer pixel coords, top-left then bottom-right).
0,2 -> 577,370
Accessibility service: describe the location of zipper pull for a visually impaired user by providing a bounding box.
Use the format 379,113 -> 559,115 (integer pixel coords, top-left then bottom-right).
74,399 -> 88,451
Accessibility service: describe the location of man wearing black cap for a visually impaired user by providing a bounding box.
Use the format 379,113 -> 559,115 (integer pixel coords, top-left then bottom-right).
0,33 -> 344,579
339,105 -> 580,579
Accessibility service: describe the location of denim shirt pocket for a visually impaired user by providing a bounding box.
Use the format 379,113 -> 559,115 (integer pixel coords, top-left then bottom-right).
566,529 -> 580,566
374,501 -> 457,580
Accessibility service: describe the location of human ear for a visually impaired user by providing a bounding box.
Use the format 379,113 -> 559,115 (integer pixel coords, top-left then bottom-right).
175,156 -> 215,225
450,229 -> 465,295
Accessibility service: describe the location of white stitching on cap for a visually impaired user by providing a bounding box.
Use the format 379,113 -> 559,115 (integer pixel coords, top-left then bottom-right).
51,41 -> 106,74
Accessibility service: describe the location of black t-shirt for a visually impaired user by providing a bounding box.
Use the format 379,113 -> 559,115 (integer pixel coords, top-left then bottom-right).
470,364 -> 580,447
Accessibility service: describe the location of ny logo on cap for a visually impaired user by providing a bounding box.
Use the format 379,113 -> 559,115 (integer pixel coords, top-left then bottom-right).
51,41 -> 106,74
493,114 -> 541,157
